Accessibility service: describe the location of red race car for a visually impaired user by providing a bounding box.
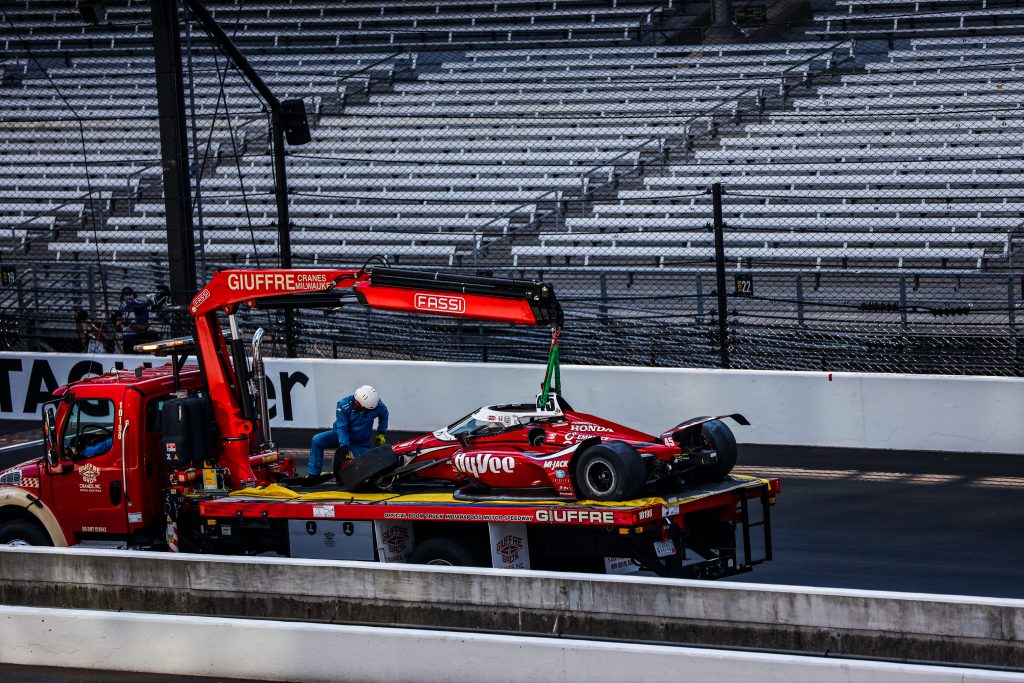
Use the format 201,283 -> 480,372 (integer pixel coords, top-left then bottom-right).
334,395 -> 748,502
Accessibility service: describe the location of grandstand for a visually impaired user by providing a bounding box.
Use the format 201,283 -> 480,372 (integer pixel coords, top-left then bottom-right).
1,0 -> 1022,374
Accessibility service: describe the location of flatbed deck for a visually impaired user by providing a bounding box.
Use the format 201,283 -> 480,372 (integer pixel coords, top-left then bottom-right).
201,474 -> 778,526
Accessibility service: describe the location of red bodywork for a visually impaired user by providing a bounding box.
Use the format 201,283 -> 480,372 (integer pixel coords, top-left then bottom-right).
391,405 -> 709,498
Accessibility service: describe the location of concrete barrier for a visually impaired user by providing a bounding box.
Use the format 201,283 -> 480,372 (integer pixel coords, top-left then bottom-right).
1,546 -> 1021,670
1,351 -> 1022,453
1,605 -> 1022,683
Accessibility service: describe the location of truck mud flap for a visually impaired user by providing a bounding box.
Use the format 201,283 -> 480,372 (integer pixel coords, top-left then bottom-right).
338,446 -> 400,491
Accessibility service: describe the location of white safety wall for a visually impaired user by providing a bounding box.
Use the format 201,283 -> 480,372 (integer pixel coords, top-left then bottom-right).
0,352 -> 1020,453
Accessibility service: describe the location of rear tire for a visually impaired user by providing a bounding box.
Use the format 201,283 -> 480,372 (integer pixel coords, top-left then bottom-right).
0,519 -> 51,546
408,536 -> 487,567
573,441 -> 646,501
695,419 -> 738,482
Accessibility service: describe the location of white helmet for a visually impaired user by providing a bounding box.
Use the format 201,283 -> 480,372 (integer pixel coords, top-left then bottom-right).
353,385 -> 380,410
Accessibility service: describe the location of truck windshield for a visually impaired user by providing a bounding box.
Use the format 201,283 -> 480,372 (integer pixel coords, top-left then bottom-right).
62,399 -> 115,459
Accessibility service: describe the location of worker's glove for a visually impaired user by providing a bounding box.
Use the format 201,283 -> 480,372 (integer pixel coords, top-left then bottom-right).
335,445 -> 353,461
373,433 -> 387,447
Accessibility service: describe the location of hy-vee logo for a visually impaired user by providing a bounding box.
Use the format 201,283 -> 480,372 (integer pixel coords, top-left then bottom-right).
453,453 -> 515,477
414,293 -> 466,314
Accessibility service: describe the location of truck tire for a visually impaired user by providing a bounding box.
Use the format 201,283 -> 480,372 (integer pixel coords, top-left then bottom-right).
573,441 -> 646,501
695,419 -> 738,482
337,445 -> 400,491
408,537 -> 487,567
0,519 -> 51,546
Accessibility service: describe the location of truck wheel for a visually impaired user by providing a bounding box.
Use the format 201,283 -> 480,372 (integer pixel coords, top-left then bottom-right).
573,441 -> 645,501
695,419 -> 738,482
408,537 -> 487,567
0,519 -> 51,546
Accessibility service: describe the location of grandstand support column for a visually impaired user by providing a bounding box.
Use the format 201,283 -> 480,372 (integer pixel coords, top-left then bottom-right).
711,183 -> 730,369
271,112 -> 298,358
150,0 -> 197,323
706,0 -> 743,40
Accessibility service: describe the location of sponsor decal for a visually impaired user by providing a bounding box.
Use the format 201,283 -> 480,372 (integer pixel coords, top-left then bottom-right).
128,512 -> 143,524
190,288 -> 210,312
604,557 -> 641,575
166,442 -> 177,452
570,423 -> 613,433
312,504 -> 335,519
323,531 -> 336,547
382,511 -> 533,523
79,463 -> 101,492
556,470 -> 566,479
662,505 -> 680,517
225,272 -> 330,293
453,452 -> 516,477
382,526 -> 410,554
413,293 -> 466,315
543,459 -> 570,470
534,509 -> 615,524
496,534 -> 524,564
81,526 -> 107,533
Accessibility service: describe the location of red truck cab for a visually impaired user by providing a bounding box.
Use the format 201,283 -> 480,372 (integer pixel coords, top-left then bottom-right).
0,366 -> 201,547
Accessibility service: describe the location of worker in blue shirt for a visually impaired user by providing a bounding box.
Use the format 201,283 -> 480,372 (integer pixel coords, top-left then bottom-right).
307,385 -> 389,479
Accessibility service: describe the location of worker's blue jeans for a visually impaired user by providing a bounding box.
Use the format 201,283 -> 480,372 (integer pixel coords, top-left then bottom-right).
307,431 -> 369,476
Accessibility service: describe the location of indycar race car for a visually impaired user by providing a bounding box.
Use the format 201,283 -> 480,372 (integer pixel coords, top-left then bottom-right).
332,395 -> 748,502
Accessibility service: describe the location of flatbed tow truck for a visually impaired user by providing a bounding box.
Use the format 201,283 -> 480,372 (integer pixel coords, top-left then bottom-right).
0,266 -> 777,577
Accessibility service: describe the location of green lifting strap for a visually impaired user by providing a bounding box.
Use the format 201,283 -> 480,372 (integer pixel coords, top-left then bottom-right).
539,328 -> 562,409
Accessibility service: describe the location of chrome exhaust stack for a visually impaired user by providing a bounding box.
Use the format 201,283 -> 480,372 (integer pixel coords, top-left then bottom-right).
251,327 -> 273,448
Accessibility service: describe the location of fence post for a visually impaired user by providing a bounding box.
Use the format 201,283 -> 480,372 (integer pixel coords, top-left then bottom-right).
796,273 -> 805,328
696,272 -> 704,317
1008,276 -> 1017,371
599,273 -> 608,323
712,182 -> 730,369
899,276 -> 908,331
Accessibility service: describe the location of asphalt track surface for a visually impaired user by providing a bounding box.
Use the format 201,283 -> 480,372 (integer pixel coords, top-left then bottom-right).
3,420 -> 1021,599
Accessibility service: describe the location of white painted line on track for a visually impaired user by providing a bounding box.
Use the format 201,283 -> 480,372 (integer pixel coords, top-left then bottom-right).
0,439 -> 42,453
735,466 -> 1024,488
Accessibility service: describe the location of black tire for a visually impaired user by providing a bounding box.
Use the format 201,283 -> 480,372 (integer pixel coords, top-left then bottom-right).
695,419 -> 738,482
408,536 -> 487,567
0,518 -> 51,546
573,441 -> 646,501
336,445 -> 400,490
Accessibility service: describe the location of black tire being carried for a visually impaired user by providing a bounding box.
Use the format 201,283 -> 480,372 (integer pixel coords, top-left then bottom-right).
335,445 -> 400,490
408,536 -> 488,567
573,440 -> 646,501
0,518 -> 51,546
695,418 -> 738,482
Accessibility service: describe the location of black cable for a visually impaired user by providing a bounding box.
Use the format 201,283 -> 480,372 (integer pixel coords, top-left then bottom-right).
211,48 -> 262,269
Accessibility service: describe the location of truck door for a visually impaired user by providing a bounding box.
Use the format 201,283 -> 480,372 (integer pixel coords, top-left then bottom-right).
48,396 -> 129,538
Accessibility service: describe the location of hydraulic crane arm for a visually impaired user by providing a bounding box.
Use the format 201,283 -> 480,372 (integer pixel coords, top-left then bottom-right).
186,266 -> 562,488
